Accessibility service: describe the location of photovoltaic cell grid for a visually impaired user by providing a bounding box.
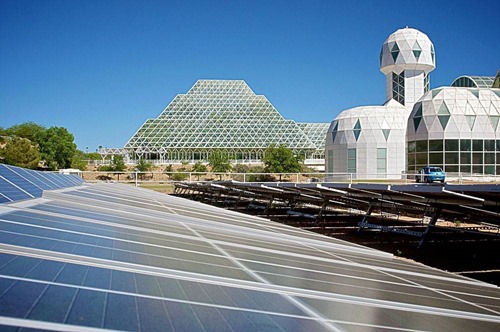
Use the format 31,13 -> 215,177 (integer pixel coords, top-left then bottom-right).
0,164 -> 83,204
0,181 -> 500,331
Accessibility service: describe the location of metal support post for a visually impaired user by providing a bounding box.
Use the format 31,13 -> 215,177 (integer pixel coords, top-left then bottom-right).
418,206 -> 442,248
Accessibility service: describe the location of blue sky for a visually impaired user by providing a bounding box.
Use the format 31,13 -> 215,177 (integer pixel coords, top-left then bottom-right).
1,0 -> 499,151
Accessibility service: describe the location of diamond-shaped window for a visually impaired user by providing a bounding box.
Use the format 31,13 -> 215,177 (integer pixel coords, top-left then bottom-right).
391,43 -> 400,62
431,44 -> 435,64
353,120 -> 362,141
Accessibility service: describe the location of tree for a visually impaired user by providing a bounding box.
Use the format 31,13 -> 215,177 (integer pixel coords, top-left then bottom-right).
208,150 -> 232,180
192,161 -> 208,180
170,161 -> 190,181
112,155 -> 126,172
0,137 -> 40,169
35,126 -> 77,170
135,158 -> 153,180
262,144 -> 303,181
71,150 -> 88,171
5,122 -> 45,142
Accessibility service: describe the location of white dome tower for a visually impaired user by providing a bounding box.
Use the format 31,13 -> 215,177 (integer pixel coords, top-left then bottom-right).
380,27 -> 436,109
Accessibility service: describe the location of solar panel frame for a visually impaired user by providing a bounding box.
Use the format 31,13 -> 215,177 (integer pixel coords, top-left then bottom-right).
1,180 -> 500,331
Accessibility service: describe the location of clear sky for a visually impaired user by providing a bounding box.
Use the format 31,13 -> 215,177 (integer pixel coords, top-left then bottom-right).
1,0 -> 499,152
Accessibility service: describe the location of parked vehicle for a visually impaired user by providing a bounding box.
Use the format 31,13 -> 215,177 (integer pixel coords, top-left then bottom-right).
416,166 -> 445,183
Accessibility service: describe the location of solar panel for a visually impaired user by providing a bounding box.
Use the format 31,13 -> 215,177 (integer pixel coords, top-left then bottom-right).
11,167 -> 58,190
0,165 -> 84,205
0,176 -> 33,202
1,181 -> 499,331
0,165 -> 43,198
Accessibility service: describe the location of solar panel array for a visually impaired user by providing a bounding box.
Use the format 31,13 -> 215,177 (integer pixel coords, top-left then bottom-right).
0,164 -> 84,204
0,179 -> 500,331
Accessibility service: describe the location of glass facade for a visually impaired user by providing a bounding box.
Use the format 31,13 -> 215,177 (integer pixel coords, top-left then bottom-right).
125,80 -> 329,161
451,76 -> 495,89
392,72 -> 405,105
407,139 -> 500,175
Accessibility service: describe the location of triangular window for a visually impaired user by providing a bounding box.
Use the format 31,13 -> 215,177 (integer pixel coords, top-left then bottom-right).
412,41 -> 422,60
391,43 -> 400,62
438,101 -> 450,115
489,115 -> 500,131
466,115 -> 476,130
432,88 -> 442,98
438,115 -> 450,129
382,129 -> 391,141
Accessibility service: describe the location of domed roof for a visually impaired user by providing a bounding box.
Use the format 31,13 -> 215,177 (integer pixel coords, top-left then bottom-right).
329,104 -> 411,144
380,27 -> 435,74
407,87 -> 500,140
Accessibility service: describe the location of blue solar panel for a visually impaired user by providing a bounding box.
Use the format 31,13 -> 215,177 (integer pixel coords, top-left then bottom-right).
0,176 -> 33,202
0,165 -> 85,205
0,165 -> 43,198
13,167 -> 58,190
0,193 -> 11,204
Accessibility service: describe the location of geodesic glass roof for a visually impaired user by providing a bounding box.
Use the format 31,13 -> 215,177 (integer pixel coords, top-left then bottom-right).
451,76 -> 495,89
125,80 -> 327,157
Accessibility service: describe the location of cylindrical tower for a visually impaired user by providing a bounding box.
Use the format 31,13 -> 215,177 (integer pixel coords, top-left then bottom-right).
380,27 -> 435,109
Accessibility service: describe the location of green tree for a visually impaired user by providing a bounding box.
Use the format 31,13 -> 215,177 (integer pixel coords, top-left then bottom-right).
135,158 -> 153,180
5,122 -> 45,142
0,137 -> 40,169
35,126 -> 77,170
112,155 -> 126,172
262,144 -> 303,181
136,158 -> 152,172
71,150 -> 88,171
192,161 -> 208,180
170,161 -> 190,181
208,150 -> 232,180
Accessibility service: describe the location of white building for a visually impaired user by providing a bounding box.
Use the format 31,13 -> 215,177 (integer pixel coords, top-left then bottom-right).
326,27 -> 435,179
326,27 -> 500,179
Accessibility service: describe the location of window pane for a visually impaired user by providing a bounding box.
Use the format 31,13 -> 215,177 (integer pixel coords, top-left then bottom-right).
460,153 -> 471,164
377,148 -> 387,158
407,153 -> 416,166
473,153 -> 483,164
429,153 -> 443,164
407,141 -> 416,153
484,153 -> 495,164
484,140 -> 496,151
484,165 -> 495,175
445,165 -> 458,172
445,153 -> 459,164
416,140 -> 428,152
460,140 -> 471,151
460,165 -> 471,173
445,139 -> 459,151
429,140 -> 443,151
347,148 -> 356,159
472,140 -> 483,151
473,165 -> 483,174
416,153 -> 428,165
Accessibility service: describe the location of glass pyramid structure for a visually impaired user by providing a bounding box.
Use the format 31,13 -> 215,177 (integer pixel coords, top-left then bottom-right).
125,80 -> 328,161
